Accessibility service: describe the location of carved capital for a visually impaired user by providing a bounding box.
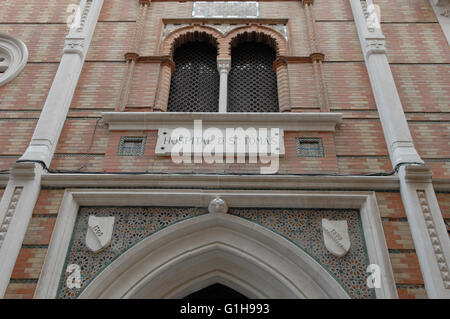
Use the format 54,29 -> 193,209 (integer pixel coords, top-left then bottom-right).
310,52 -> 325,62
273,57 -> 288,72
63,38 -> 85,57
124,52 -> 139,61
139,0 -> 151,6
365,38 -> 387,57
217,58 -> 231,73
302,0 -> 314,5
161,57 -> 175,73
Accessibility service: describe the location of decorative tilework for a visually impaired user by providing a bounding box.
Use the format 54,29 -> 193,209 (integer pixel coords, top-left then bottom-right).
57,207 -> 206,299
58,207 -> 374,299
229,208 -> 375,299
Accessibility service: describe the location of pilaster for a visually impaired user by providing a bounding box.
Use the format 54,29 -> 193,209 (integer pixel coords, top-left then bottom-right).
273,57 -> 291,112
0,163 -> 43,297
153,58 -> 175,112
0,0 -> 104,299
302,0 -> 331,112
350,0 -> 450,298
117,0 -> 151,111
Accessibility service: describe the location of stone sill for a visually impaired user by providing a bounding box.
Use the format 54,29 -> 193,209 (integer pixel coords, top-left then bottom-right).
101,112 -> 343,131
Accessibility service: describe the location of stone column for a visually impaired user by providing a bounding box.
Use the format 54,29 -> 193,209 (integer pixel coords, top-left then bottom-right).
0,0 -> 104,298
350,0 -> 450,298
273,58 -> 291,112
153,58 -> 175,112
302,0 -> 331,112
116,0 -> 151,111
217,58 -> 231,113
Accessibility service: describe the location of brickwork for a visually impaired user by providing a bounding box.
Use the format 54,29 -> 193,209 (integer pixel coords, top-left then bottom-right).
33,189 -> 65,216
2,0 -> 448,299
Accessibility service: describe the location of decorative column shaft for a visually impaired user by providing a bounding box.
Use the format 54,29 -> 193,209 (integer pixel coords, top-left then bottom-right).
217,58 -> 231,113
311,53 -> 330,112
273,58 -> 291,112
117,0 -> 150,111
302,0 -> 331,112
303,0 -> 318,53
0,0 -> 104,298
154,58 -> 175,112
350,0 -> 450,298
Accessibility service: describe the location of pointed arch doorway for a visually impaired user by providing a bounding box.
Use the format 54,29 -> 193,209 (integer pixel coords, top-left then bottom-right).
79,213 -> 350,299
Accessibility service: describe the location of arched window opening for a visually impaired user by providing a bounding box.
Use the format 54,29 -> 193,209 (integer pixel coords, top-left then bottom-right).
167,41 -> 219,112
228,42 -> 279,112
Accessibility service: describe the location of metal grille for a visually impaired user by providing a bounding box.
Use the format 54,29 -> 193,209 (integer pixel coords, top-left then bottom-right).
228,42 -> 279,113
118,136 -> 146,156
296,138 -> 324,157
168,41 -> 219,112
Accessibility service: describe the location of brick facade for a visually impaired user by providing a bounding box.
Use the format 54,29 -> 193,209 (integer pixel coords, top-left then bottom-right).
1,0 -> 448,299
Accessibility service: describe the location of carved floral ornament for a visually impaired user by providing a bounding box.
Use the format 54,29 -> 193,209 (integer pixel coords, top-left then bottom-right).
0,33 -> 28,87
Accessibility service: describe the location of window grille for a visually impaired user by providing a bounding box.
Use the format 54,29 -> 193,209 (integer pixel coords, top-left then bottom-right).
167,41 -> 219,112
296,138 -> 324,157
118,136 -> 146,156
228,42 -> 279,112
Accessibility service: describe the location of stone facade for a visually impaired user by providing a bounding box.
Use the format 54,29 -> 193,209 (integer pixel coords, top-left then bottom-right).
0,0 -> 449,299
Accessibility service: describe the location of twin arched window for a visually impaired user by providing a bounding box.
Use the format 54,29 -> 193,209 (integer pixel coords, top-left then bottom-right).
167,40 -> 279,113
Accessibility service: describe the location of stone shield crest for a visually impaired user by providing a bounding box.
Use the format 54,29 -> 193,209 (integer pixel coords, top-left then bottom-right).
322,218 -> 351,257
86,216 -> 115,253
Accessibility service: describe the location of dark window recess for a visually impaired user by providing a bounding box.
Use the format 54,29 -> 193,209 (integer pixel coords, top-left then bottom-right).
228,42 -> 279,112
296,138 -> 324,157
118,136 -> 146,156
167,41 -> 219,112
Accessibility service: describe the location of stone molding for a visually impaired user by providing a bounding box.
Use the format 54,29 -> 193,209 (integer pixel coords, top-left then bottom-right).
0,33 -> 28,87
101,112 -> 343,131
40,173 -> 400,190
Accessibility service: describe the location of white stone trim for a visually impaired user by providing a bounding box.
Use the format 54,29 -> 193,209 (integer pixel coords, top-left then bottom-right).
20,0 -> 104,167
0,33 -> 28,87
398,166 -> 450,298
35,189 -> 397,299
349,0 -> 423,167
40,173 -> 400,190
101,112 -> 343,131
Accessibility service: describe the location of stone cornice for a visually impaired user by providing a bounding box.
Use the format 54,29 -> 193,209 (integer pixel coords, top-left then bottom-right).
101,112 -> 343,131
41,173 -> 400,190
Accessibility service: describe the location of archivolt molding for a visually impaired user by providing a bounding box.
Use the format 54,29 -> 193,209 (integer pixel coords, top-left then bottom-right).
160,25 -> 225,56
0,33 -> 28,87
160,24 -> 289,58
225,25 -> 289,56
